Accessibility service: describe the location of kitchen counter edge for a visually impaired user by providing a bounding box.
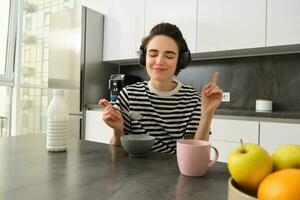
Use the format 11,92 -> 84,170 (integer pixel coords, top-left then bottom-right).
86,104 -> 300,123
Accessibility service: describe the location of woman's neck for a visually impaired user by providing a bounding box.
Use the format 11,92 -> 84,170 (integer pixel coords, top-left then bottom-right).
149,79 -> 178,91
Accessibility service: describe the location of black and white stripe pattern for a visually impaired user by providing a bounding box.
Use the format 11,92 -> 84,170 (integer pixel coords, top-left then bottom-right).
116,80 -> 201,154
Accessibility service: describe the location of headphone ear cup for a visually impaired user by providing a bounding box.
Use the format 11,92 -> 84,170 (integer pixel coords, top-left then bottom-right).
178,51 -> 191,69
138,49 -> 146,67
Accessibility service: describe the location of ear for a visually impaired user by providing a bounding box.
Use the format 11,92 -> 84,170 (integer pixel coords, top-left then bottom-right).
178,51 -> 191,69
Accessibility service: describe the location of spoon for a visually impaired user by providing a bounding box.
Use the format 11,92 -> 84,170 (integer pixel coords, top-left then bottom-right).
112,106 -> 143,120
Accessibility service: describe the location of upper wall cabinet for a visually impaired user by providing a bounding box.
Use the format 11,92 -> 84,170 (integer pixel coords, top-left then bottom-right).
197,0 -> 266,52
266,0 -> 300,46
145,0 -> 197,53
103,0 -> 300,62
103,0 -> 145,61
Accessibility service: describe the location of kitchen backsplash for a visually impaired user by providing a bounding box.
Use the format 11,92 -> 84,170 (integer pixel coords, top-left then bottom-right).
120,53 -> 300,111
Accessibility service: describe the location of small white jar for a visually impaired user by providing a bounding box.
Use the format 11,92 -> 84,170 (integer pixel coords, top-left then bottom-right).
255,99 -> 273,112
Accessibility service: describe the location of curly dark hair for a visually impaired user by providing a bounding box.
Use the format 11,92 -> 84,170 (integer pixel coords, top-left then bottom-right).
139,22 -> 191,75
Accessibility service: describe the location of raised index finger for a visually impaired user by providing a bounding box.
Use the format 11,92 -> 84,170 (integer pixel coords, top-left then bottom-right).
210,71 -> 220,84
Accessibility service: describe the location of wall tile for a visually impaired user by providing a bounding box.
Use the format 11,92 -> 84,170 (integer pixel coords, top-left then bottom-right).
120,53 -> 300,111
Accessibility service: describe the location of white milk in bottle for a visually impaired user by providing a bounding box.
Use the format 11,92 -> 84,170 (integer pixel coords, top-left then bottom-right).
47,89 -> 69,152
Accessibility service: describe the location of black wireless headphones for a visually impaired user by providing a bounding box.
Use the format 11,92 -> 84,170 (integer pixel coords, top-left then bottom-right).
138,23 -> 192,75
138,48 -> 191,74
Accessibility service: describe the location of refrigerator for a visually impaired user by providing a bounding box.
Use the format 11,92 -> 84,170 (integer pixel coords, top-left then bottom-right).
48,6 -> 118,139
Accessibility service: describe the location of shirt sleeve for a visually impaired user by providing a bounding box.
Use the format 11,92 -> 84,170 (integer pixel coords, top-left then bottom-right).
115,87 -> 132,135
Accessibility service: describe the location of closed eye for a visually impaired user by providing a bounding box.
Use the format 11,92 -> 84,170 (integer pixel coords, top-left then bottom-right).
165,54 -> 176,59
148,49 -> 158,57
165,51 -> 177,59
149,53 -> 158,57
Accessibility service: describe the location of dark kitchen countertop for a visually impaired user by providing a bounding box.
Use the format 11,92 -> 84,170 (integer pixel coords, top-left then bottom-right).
0,135 -> 230,200
215,107 -> 300,119
87,103 -> 300,120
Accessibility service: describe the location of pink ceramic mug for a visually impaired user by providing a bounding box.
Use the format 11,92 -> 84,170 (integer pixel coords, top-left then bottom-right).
176,139 -> 219,177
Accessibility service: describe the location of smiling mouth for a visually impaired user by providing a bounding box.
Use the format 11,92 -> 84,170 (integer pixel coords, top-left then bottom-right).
152,68 -> 167,71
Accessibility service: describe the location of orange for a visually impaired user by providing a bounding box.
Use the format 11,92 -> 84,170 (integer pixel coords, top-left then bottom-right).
258,168 -> 300,200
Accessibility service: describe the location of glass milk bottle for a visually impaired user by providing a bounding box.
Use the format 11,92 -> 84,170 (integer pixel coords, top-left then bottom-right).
47,89 -> 69,152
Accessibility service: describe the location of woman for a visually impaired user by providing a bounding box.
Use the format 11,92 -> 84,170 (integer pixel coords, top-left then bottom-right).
99,22 -> 222,154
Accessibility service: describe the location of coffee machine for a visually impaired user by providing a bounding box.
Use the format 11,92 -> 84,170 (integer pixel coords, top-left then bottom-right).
109,74 -> 143,102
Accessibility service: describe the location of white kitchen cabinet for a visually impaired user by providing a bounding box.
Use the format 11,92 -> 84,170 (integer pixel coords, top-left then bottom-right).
210,118 -> 259,162
260,122 -> 300,154
197,0 -> 266,52
85,110 -> 113,144
103,0 -> 145,61
266,0 -> 300,46
145,0 -> 197,53
210,140 -> 244,163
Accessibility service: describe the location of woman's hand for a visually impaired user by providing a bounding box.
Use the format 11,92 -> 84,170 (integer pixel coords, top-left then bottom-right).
201,72 -> 223,116
98,99 -> 124,133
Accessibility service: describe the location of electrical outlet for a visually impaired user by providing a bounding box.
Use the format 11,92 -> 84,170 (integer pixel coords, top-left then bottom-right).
222,92 -> 230,102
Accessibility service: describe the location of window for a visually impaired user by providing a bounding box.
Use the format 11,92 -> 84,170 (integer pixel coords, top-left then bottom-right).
0,0 -> 15,137
42,47 -> 49,60
44,12 -> 50,25
25,16 -> 32,31
2,0 -> 75,137
0,86 -> 12,137
14,0 -> 75,136
0,0 -> 11,75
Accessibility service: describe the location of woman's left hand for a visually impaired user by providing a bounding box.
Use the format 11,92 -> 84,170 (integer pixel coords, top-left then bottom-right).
201,72 -> 223,116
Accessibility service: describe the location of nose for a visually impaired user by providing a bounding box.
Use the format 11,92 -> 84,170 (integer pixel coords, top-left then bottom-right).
155,54 -> 165,65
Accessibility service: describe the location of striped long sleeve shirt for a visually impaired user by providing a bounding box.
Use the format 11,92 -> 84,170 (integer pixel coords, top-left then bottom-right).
115,80 -> 201,154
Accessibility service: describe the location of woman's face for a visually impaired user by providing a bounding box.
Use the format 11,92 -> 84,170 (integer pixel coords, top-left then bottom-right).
145,35 -> 179,82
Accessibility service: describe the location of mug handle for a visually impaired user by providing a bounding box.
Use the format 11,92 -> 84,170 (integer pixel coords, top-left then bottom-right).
208,146 -> 219,167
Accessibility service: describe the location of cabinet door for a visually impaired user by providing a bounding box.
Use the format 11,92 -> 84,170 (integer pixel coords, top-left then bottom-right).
266,0 -> 300,46
145,0 -> 197,53
103,0 -> 145,61
211,119 -> 259,142
85,110 -> 113,144
197,0 -> 266,52
210,118 -> 259,162
260,122 -> 300,154
210,140 -> 243,163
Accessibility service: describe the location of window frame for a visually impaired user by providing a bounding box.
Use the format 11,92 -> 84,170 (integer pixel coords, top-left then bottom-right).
1,0 -> 20,136
1,0 -> 17,80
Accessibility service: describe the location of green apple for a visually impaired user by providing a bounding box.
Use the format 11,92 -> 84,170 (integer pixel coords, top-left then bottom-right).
228,143 -> 273,192
272,144 -> 300,171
